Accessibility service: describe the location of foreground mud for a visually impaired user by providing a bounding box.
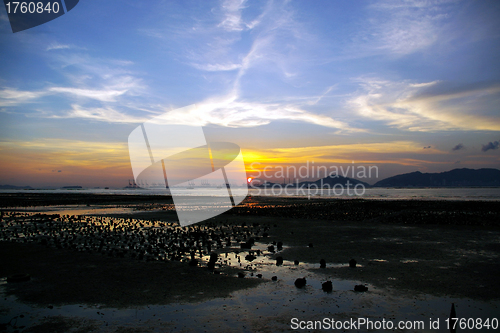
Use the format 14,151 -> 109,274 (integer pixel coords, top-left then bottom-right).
1,194 -> 499,332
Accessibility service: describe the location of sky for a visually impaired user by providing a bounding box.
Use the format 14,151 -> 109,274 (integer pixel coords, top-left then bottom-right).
0,0 -> 499,187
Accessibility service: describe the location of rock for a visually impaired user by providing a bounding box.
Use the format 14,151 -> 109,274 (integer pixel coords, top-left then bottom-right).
308,243 -> 313,248
245,254 -> 256,262
354,284 -> 368,292
294,277 -> 307,288
268,245 -> 275,253
294,259 -> 299,265
276,256 -> 284,266
271,276 -> 278,281
320,259 -> 326,268
277,241 -> 283,251
322,281 -> 333,292
256,274 -> 263,278
209,252 -> 218,263
349,259 -> 357,268
240,242 -> 252,249
207,252 -> 218,270
238,272 -> 245,278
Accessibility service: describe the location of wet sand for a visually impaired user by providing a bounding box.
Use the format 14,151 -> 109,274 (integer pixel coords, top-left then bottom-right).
1,193 -> 500,332
0,241 -> 262,308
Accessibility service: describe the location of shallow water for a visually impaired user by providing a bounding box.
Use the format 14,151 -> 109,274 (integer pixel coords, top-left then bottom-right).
1,274 -> 498,332
8,205 -> 137,216
1,205 -> 499,331
2,241 -> 499,332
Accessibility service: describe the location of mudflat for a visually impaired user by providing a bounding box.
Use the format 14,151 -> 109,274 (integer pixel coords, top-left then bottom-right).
1,193 -> 499,309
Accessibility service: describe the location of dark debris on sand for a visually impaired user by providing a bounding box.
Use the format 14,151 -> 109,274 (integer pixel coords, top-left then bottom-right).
0,209 -> 267,307
232,197 -> 500,226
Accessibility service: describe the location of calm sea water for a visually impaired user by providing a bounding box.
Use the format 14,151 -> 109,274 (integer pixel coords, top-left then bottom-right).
2,187 -> 500,201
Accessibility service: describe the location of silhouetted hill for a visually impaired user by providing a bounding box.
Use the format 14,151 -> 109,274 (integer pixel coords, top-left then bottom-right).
374,168 -> 500,187
308,175 -> 370,188
0,185 -> 33,189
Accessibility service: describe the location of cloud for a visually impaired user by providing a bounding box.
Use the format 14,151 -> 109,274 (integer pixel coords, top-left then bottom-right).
349,78 -> 500,131
148,94 -> 355,131
356,0 -> 453,56
46,43 -> 72,51
244,140 -> 440,165
452,143 -> 464,151
423,146 -> 431,149
53,104 -> 149,124
0,139 -> 130,170
0,88 -> 46,106
48,87 -> 128,102
217,0 -> 248,32
481,141 -> 499,152
0,51 -> 144,114
144,0 -> 309,88
190,62 -> 242,72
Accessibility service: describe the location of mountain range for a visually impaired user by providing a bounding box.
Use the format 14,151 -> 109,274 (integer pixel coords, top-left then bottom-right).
373,168 -> 500,187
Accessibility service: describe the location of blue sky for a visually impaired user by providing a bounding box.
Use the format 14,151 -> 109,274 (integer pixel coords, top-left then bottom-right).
0,0 -> 499,187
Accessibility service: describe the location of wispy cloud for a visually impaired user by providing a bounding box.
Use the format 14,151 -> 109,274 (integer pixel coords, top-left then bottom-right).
1,75 -> 141,106
143,0 -> 310,86
0,49 -> 145,116
53,104 -> 149,124
142,93 -> 354,131
349,78 -> 500,131
356,0 -> 453,56
0,88 -> 46,106
217,0 -> 248,32
452,143 -> 464,151
244,140 -> 441,165
48,87 -> 128,102
191,62 -> 242,72
46,43 -> 72,51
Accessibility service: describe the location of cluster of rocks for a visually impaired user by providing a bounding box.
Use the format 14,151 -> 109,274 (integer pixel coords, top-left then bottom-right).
2,210 -> 369,292
0,211 -> 266,264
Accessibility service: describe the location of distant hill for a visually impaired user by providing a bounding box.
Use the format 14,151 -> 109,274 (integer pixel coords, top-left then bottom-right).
374,168 -> 500,187
306,175 -> 371,188
0,184 -> 32,189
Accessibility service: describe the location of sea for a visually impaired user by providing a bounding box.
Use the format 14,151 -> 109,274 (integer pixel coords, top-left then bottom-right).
2,187 -> 500,201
